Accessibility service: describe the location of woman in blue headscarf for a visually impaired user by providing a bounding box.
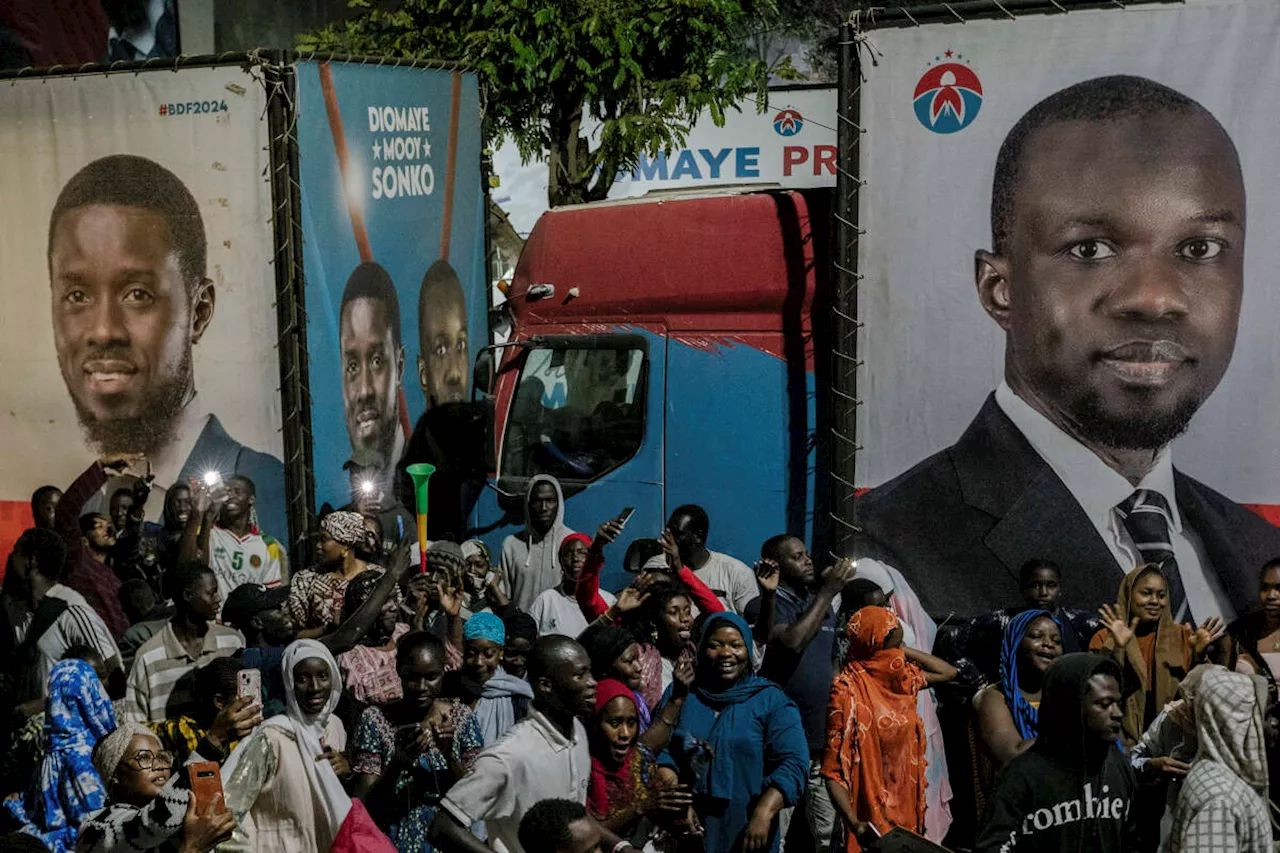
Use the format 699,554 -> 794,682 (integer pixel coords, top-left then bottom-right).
442,612 -> 533,745
973,609 -> 1063,767
654,612 -> 808,853
4,658 -> 117,853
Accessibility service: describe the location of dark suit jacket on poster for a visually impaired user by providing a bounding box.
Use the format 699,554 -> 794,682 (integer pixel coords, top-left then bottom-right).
858,394 -> 1280,620
176,415 -> 288,546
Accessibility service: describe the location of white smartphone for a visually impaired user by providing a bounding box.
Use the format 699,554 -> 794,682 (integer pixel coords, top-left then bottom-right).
237,669 -> 261,704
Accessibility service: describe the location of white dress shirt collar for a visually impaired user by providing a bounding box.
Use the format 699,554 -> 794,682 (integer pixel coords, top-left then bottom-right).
994,381 -> 1183,539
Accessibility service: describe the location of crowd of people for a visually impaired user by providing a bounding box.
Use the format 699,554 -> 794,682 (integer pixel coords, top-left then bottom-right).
1,459 -> 1279,853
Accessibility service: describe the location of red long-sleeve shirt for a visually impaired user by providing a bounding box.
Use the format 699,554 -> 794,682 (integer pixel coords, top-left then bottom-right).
575,548 -> 725,621
57,462 -> 130,640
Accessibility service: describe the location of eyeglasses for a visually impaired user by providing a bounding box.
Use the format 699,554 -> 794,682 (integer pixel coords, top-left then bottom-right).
124,749 -> 174,771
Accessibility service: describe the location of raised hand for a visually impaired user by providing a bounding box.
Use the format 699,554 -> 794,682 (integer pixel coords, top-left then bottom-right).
438,569 -> 464,618
1098,603 -> 1137,648
595,519 -> 624,549
755,559 -> 780,594
615,586 -> 649,614
672,655 -> 694,697
660,529 -> 682,572
1190,616 -> 1226,656
821,557 -> 857,595
207,696 -> 262,749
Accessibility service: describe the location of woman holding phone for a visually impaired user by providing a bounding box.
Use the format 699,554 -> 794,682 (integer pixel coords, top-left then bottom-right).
77,722 -> 234,853
220,640 -> 378,852
351,632 -> 484,852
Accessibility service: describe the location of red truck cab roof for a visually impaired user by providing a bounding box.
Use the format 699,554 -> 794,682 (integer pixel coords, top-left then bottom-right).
507,187 -> 831,334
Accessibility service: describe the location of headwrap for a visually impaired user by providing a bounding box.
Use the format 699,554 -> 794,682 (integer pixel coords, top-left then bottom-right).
580,624 -> 651,731
8,658 -> 118,842
1166,662 -> 1217,733
221,640 -> 351,844
849,559 -> 951,843
580,624 -> 639,680
826,605 -> 928,839
464,612 -> 506,644
684,613 -> 779,800
587,679 -> 641,819
322,511 -> 372,550
1194,668 -> 1270,792
1000,609 -> 1061,740
92,722 -> 155,785
558,532 -> 593,561
342,569 -> 402,646
1094,563 -> 1187,744
460,540 -> 490,564
502,610 -> 538,645
426,540 -> 466,575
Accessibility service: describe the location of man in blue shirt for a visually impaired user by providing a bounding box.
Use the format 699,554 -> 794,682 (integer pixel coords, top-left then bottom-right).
748,536 -> 855,852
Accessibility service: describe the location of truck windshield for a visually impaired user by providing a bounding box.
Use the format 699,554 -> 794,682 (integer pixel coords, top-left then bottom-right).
501,344 -> 646,484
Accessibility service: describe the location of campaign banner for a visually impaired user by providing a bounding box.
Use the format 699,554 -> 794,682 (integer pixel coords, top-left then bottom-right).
492,86 -> 837,236
297,61 -> 486,525
0,65 -> 286,562
854,0 -> 1280,619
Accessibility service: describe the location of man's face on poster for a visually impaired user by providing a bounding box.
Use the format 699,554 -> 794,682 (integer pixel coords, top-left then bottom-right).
418,269 -> 469,408
49,204 -> 213,455
978,111 -> 1244,450
341,295 -> 403,459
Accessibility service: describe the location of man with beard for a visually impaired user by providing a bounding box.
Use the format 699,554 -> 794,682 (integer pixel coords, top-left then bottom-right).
339,261 -> 407,502
858,75 -> 1280,622
47,154 -> 286,543
417,259 -> 470,410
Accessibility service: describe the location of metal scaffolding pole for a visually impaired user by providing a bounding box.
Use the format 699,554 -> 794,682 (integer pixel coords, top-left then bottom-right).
828,21 -> 862,560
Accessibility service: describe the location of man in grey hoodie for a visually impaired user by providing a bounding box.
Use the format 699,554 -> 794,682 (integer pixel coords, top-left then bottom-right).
500,475 -> 574,612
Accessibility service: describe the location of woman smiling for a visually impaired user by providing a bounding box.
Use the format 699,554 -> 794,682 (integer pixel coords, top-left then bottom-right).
654,613 -> 808,853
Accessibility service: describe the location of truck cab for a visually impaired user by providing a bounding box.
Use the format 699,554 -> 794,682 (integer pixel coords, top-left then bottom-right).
471,187 -> 832,591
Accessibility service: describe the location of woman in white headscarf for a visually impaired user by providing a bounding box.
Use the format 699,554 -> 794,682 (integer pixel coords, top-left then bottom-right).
220,640 -> 357,852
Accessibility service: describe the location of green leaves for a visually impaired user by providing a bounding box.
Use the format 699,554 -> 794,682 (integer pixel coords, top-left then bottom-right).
301,0 -> 771,205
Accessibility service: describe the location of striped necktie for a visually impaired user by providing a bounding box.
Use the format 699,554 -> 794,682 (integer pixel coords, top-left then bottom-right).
1116,489 -> 1190,623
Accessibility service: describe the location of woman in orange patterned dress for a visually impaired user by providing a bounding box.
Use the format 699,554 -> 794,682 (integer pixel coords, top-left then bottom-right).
822,605 -> 956,852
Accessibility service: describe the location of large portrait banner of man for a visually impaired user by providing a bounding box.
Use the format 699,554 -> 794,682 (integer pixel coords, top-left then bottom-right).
296,61 -> 486,543
853,0 -> 1280,622
0,65 -> 286,561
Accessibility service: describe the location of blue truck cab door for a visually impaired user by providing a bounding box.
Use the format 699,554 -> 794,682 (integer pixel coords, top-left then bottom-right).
663,331 -> 818,569
470,329 -> 667,593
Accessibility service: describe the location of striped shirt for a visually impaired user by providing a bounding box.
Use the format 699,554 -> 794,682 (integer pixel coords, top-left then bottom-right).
122,622 -> 243,722
31,585 -> 121,699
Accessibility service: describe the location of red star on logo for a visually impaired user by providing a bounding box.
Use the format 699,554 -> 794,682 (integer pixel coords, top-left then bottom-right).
945,49 -> 954,58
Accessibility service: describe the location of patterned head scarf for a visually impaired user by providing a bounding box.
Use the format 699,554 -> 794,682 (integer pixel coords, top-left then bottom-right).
1000,609 -> 1061,740
26,659 -> 120,829
426,540 -> 466,575
464,612 -> 506,644
92,722 -> 156,785
47,658 -> 117,752
1195,667 -> 1270,791
321,511 -> 371,549
461,539 -> 490,564
845,605 -> 901,659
